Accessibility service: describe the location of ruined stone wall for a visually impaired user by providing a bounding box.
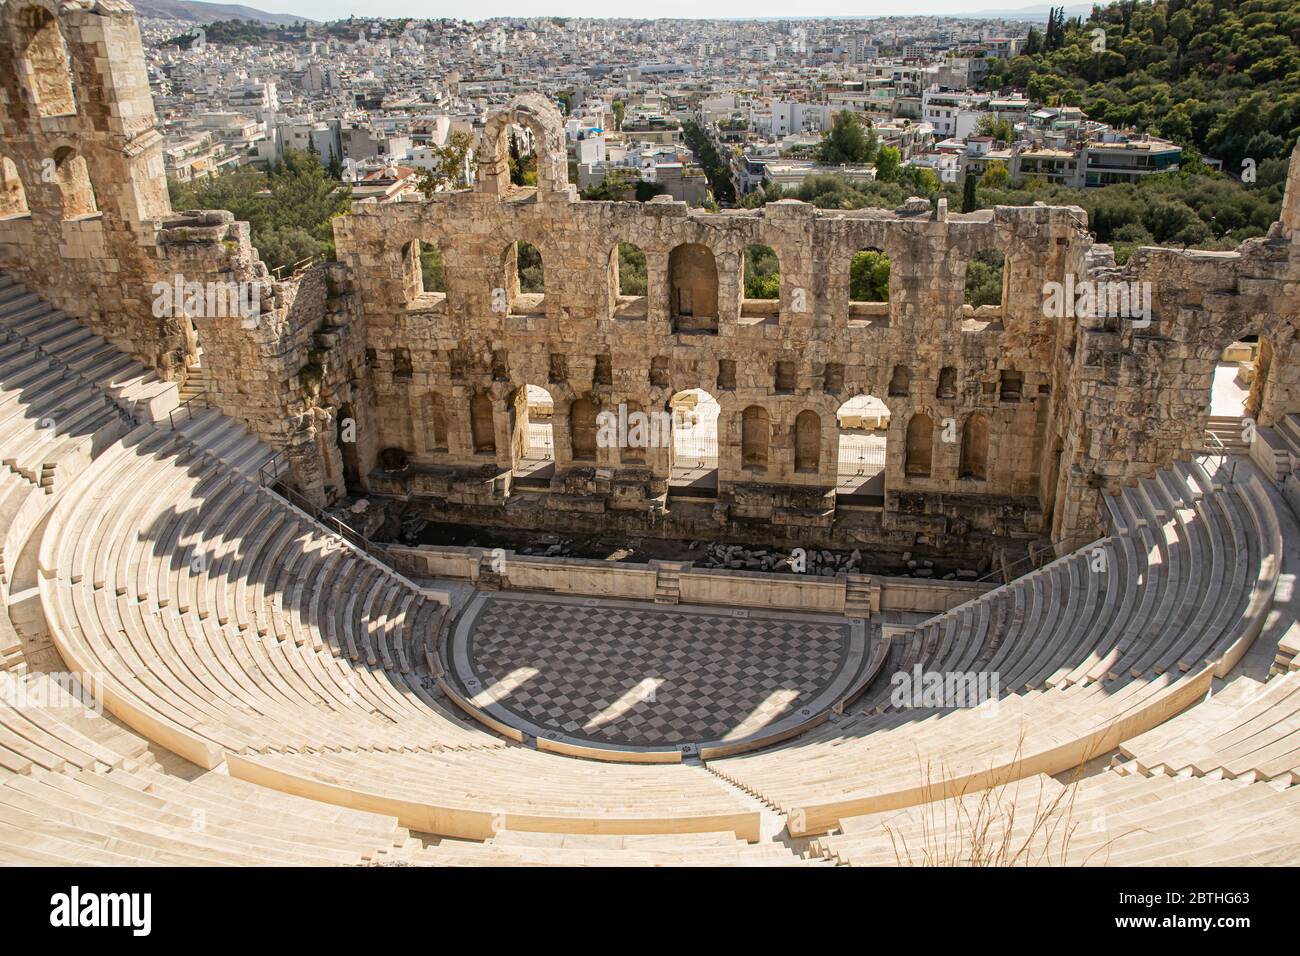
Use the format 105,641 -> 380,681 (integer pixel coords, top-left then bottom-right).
5,15 -> 1299,555
0,1 -> 322,496
320,95 -> 1090,553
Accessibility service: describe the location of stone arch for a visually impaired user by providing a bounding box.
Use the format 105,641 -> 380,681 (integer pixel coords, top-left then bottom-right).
667,388 -> 720,497
470,392 -> 496,455
905,412 -> 934,477
569,396 -> 598,461
669,243 -> 718,334
477,95 -> 569,197
0,157 -> 29,218
50,146 -> 97,219
794,409 -> 821,473
12,4 -> 77,119
960,412 -> 989,480
741,405 -> 769,470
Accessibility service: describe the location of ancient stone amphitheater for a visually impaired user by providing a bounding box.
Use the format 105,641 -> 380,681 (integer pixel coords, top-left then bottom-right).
0,1 -> 1298,866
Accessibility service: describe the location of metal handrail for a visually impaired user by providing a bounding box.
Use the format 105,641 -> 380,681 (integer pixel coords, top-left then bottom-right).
256,451 -> 390,565
1203,432 -> 1237,485
976,530 -> 1100,585
166,390 -> 205,430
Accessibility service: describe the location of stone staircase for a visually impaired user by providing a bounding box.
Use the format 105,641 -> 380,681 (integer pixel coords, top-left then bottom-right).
1204,415 -> 1250,454
843,573 -> 872,618
178,357 -> 207,406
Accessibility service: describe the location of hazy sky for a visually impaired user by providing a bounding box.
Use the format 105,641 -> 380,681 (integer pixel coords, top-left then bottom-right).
239,2 -> 1055,24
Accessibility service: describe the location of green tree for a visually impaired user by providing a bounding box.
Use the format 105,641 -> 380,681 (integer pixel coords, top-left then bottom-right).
849,250 -> 890,301
961,172 -> 979,213
817,111 -> 878,165
414,131 -> 477,194
874,145 -> 901,182
611,100 -> 625,131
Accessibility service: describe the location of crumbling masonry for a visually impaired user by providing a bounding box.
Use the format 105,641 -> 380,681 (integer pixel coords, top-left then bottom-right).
2,2 -> 1299,560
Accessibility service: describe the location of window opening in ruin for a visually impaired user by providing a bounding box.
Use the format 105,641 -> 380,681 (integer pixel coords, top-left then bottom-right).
668,388 -> 720,497
837,394 -> 889,505
512,385 -> 554,486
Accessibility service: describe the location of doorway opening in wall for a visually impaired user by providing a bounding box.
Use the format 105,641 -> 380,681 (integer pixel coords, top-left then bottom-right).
668,388 -> 720,499
836,394 -> 889,506
1204,338 -> 1258,460
512,385 -> 555,488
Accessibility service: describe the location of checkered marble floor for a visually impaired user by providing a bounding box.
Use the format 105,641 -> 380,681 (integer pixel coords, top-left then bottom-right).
464,596 -> 850,747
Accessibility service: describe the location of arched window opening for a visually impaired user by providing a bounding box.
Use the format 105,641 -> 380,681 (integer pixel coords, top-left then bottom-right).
668,388 -> 719,497
18,7 -> 77,118
964,250 -> 1006,310
512,385 -> 554,485
740,244 -> 780,324
50,147 -> 98,219
849,246 -> 890,326
0,158 -> 30,218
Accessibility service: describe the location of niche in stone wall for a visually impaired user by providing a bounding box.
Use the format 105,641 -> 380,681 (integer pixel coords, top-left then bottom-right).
937,366 -> 957,400
889,365 -> 911,397
51,147 -> 98,220
717,359 -> 737,391
570,398 -> 598,461
471,393 -> 496,454
741,405 -> 770,471
669,243 -> 718,334
905,413 -> 933,477
960,412 -> 989,480
774,361 -> 797,394
794,410 -> 821,474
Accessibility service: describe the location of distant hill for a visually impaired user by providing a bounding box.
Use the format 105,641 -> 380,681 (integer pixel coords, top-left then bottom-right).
130,0 -> 314,26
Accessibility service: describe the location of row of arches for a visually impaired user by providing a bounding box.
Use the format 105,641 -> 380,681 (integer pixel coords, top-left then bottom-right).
364,389 -> 991,495
401,238 -> 1006,326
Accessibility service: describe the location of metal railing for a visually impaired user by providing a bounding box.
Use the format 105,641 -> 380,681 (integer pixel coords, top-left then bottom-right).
166,391 -> 205,430
256,452 -> 390,564
270,253 -> 324,281
976,531 -> 1100,585
1204,431 -> 1237,485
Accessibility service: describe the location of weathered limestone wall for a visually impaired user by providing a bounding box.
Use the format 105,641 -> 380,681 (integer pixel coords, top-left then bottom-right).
0,1 -> 320,493
5,14 -> 1300,556
328,95 -> 1094,553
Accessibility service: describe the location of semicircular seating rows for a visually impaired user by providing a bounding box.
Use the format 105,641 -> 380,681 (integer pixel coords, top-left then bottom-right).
2,271 -> 1297,865
709,461 -> 1284,837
